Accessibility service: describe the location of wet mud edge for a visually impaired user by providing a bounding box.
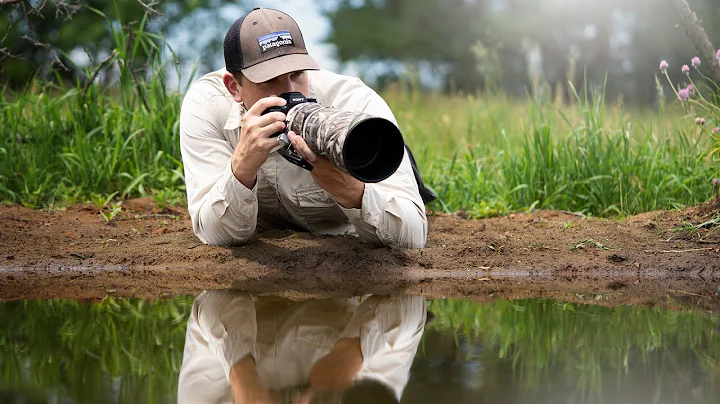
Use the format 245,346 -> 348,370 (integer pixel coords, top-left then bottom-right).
1,200 -> 719,309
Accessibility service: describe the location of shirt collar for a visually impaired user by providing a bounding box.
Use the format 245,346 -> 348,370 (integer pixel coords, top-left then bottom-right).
223,101 -> 246,131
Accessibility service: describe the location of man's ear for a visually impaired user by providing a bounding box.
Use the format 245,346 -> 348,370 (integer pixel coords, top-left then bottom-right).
223,72 -> 243,104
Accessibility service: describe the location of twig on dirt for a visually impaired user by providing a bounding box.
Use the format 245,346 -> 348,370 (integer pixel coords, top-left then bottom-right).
667,289 -> 711,298
70,253 -> 85,260
645,247 -> 714,253
187,243 -> 204,250
559,210 -> 587,218
97,238 -> 118,245
571,239 -> 612,250
138,214 -> 179,219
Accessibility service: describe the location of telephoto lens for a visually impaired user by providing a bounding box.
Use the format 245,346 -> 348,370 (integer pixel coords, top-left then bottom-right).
264,92 -> 406,183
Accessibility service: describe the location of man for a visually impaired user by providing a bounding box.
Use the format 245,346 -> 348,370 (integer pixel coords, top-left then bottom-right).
177,291 -> 426,404
179,7 -> 429,249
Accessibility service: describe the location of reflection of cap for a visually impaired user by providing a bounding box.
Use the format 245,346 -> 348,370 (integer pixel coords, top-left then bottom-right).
223,7 -> 320,83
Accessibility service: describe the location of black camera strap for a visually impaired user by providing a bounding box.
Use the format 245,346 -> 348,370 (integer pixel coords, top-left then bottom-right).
405,145 -> 437,205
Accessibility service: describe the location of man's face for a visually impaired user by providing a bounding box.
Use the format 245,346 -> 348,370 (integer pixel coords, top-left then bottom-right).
239,70 -> 309,109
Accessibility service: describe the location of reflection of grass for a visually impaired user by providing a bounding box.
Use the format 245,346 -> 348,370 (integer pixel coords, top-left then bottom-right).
0,297 -> 194,403
427,298 -> 720,400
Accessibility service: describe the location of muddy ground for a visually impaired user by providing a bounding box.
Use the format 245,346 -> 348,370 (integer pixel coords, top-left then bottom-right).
1,199 -> 719,308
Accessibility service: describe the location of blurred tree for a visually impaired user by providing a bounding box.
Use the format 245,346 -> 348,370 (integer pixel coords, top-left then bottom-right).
324,0 -> 492,92
0,0 -> 243,87
323,0 -> 720,104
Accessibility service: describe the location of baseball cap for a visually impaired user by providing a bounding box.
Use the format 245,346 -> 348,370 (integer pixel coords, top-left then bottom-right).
223,7 -> 320,83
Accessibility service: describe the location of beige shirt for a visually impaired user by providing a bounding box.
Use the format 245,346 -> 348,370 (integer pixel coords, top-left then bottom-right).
177,291 -> 426,403
179,68 -> 428,247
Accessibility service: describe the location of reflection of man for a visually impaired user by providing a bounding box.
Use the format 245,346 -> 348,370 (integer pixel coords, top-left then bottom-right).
178,291 -> 426,404
179,7 -> 430,248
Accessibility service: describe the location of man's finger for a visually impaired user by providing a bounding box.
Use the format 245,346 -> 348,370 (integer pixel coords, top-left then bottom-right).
252,111 -> 286,128
288,131 -> 318,163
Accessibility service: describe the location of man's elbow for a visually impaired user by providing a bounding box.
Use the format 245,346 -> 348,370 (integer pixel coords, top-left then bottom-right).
382,214 -> 428,249
401,224 -> 427,249
192,217 -> 254,247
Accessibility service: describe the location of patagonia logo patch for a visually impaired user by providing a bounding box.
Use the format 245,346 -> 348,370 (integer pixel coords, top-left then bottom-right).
258,31 -> 294,53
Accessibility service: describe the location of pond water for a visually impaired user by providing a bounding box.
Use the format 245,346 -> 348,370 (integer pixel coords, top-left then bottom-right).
0,293 -> 718,404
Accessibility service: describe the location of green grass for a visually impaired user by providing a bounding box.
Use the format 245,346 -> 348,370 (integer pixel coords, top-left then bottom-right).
0,14 -> 718,217
0,10 -> 190,210
386,85 -> 718,218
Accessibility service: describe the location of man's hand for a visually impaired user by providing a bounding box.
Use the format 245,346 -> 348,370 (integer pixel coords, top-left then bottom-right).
288,131 -> 365,209
307,337 -> 363,391
229,356 -> 280,404
231,96 -> 288,189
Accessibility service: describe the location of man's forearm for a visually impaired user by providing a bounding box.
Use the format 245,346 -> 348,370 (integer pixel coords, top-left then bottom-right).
345,184 -> 427,249
334,182 -> 364,209
231,157 -> 259,190
309,337 -> 363,391
229,356 -> 268,404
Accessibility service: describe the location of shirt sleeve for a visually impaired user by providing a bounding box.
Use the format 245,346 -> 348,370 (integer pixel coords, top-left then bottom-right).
338,295 -> 427,401
179,84 -> 259,246
338,90 -> 428,249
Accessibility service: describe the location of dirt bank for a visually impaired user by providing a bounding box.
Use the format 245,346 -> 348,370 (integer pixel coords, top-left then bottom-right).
1,199 -> 719,308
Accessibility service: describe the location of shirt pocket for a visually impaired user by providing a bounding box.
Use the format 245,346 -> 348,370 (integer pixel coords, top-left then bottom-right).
296,186 -> 337,208
294,186 -> 348,231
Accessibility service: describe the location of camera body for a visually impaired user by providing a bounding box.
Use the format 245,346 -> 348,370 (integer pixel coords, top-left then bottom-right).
263,91 -> 318,119
262,92 -> 317,170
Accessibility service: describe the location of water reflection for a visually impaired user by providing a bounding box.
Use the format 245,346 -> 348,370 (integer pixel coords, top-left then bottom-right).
0,295 -> 718,403
179,291 -> 425,403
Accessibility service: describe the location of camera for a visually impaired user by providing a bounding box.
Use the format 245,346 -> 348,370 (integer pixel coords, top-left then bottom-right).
262,92 -> 317,171
261,91 -> 406,184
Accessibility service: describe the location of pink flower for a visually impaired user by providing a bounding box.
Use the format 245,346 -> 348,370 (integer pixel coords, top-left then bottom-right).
678,88 -> 690,101
695,117 -> 706,126
692,57 -> 701,68
714,178 -> 720,186
716,49 -> 720,61
660,60 -> 669,71
714,127 -> 720,134
682,64 -> 690,74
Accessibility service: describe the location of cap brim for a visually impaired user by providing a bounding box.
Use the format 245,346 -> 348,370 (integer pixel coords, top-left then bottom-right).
241,53 -> 320,83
